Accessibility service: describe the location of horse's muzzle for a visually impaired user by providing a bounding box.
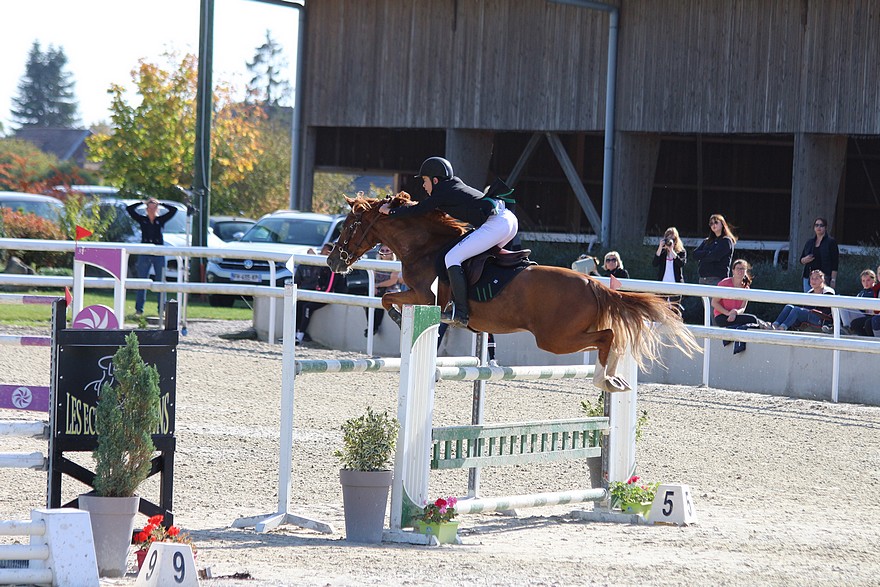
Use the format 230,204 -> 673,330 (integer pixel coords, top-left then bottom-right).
326,254 -> 351,274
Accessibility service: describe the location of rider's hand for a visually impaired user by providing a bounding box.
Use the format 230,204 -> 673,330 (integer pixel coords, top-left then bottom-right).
379,203 -> 391,215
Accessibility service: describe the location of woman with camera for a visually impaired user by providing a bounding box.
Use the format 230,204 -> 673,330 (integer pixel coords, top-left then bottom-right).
652,227 -> 687,313
693,213 -> 736,285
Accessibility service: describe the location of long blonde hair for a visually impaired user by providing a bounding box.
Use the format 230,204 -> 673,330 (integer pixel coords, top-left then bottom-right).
664,227 -> 685,253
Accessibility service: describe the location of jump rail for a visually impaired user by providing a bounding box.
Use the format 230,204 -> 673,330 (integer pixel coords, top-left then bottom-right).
0,509 -> 98,586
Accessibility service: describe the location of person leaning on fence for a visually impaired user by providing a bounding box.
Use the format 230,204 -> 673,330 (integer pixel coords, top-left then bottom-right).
799,216 -> 839,292
294,243 -> 347,345
693,213 -> 736,286
768,269 -> 835,331
126,197 -> 178,317
840,270 -> 877,336
603,251 -> 629,279
652,227 -> 687,314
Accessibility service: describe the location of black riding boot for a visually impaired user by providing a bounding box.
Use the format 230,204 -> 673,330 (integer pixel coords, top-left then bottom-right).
441,265 -> 470,327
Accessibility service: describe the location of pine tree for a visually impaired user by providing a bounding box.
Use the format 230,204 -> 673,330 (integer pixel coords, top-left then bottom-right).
11,41 -> 80,128
245,31 -> 291,110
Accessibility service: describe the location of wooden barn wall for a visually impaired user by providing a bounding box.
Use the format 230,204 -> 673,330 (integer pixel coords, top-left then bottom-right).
617,0 -> 880,134
306,0 -> 880,135
304,0 -> 611,131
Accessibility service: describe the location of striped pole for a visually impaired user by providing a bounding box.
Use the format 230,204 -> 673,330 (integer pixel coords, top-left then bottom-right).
436,364 -> 596,381
0,294 -> 60,305
454,489 -> 607,515
0,335 -> 51,347
295,356 -> 479,375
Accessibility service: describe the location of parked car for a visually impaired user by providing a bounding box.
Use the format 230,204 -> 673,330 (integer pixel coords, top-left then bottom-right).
205,210 -> 369,306
209,216 -> 256,242
86,198 -> 224,280
0,191 -> 64,224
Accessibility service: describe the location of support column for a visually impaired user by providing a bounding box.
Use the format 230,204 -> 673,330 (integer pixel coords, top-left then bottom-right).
788,134 -> 847,270
446,129 -> 496,188
298,126 -> 317,211
610,132 -> 660,245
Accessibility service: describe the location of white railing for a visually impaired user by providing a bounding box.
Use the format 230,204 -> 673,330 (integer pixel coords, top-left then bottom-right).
4,238 -> 879,401
594,277 -> 880,402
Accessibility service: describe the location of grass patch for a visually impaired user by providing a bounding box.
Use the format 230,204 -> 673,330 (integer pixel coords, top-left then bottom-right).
0,289 -> 253,326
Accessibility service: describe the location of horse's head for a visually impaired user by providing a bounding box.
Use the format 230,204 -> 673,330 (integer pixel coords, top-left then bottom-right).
327,192 -> 413,273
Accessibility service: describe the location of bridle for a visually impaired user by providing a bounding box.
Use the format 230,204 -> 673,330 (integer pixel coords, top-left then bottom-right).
336,199 -> 389,265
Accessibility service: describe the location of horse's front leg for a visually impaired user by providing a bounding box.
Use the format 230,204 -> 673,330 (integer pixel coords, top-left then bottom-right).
381,289 -> 433,326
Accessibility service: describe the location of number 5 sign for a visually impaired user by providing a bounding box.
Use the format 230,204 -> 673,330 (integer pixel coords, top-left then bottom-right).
134,542 -> 199,586
647,484 -> 698,526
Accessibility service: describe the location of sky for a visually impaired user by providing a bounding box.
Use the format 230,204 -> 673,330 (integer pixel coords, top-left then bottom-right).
0,0 -> 301,131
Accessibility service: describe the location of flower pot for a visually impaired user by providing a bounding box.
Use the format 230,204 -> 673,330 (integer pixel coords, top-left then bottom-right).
77,493 -> 141,577
621,501 -> 652,517
416,520 -> 459,544
339,469 -> 393,543
135,549 -> 147,571
587,456 -> 603,488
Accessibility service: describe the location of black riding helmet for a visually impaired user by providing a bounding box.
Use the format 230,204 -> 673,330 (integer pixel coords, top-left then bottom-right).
418,157 -> 454,180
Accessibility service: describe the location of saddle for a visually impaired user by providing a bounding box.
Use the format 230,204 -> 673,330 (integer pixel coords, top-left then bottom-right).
463,247 -> 532,286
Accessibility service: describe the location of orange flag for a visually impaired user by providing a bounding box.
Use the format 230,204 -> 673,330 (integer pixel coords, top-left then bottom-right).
609,274 -> 622,291
75,225 -> 93,241
64,287 -> 72,307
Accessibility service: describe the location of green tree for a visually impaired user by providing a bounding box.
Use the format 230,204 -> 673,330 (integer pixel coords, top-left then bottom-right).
88,53 -> 263,204
312,172 -> 356,215
11,41 -> 79,128
246,31 -> 291,110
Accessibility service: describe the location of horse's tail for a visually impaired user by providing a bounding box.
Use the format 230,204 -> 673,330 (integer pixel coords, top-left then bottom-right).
589,280 -> 701,371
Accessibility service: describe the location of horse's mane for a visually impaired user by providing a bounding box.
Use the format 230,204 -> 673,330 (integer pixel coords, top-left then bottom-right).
354,192 -> 469,237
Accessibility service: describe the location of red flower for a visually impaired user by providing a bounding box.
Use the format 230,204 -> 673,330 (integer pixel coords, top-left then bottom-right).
627,475 -> 640,485
135,531 -> 149,543
434,498 -> 447,508
167,526 -> 180,537
148,515 -> 164,526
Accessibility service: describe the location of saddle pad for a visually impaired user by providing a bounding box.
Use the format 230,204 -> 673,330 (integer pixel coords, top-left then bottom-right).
469,259 -> 532,302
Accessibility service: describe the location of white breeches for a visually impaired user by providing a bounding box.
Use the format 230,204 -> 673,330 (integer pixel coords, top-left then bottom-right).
444,205 -> 519,268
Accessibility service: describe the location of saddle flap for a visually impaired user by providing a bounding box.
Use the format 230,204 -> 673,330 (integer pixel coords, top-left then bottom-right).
464,247 -> 532,285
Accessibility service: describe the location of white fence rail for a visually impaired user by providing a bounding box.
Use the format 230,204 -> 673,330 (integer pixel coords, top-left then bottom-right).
3,238 -> 879,402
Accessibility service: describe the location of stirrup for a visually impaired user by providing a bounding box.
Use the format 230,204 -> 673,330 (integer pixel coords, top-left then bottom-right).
440,303 -> 469,328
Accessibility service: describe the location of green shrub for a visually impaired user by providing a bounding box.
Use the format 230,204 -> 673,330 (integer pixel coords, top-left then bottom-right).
93,332 -> 160,497
334,407 -> 398,471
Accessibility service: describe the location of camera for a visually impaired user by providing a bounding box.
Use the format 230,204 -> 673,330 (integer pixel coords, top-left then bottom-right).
665,239 -> 674,247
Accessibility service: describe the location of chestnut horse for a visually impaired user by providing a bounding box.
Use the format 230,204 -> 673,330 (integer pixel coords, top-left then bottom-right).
327,192 -> 700,392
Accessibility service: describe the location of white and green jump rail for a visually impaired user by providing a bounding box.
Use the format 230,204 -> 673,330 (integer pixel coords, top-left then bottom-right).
389,305 -> 639,532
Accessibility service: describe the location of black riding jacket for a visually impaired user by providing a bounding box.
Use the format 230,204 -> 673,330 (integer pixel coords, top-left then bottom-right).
387,177 -> 493,227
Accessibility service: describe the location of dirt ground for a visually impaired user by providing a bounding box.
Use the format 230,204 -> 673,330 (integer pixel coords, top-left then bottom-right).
1,320 -> 879,586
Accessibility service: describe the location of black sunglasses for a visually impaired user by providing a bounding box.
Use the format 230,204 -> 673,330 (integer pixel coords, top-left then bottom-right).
814,223 -> 826,227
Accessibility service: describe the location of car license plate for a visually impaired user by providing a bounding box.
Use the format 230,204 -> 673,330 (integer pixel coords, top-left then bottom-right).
230,272 -> 262,283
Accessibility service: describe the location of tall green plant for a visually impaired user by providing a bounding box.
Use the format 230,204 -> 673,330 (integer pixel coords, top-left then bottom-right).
334,407 -> 398,471
93,332 -> 160,497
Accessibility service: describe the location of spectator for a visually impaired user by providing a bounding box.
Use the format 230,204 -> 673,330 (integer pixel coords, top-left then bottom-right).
799,216 -> 839,292
364,245 -> 402,336
126,197 -> 178,317
769,269 -> 835,331
602,251 -> 629,279
652,227 -> 687,313
692,213 -> 736,285
842,270 -> 877,336
294,243 -> 347,344
711,260 -> 761,328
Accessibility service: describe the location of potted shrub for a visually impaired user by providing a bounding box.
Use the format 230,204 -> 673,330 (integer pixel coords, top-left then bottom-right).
580,392 -> 649,487
78,332 -> 160,577
334,407 -> 398,543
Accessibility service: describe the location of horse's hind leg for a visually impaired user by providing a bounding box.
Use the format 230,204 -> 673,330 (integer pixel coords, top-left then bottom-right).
583,329 -> 630,394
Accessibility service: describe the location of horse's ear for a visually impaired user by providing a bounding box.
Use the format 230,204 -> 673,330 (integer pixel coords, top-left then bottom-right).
344,195 -> 356,208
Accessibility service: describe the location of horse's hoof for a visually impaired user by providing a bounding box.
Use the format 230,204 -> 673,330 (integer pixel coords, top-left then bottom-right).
605,376 -> 631,393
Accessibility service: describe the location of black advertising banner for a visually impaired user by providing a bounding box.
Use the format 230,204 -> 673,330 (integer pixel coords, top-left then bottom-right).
53,329 -> 178,445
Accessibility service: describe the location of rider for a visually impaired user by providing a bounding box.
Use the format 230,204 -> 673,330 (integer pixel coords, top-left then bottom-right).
378,156 -> 518,327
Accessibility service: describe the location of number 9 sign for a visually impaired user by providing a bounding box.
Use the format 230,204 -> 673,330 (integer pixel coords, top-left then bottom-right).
647,483 -> 699,526
134,542 -> 198,586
